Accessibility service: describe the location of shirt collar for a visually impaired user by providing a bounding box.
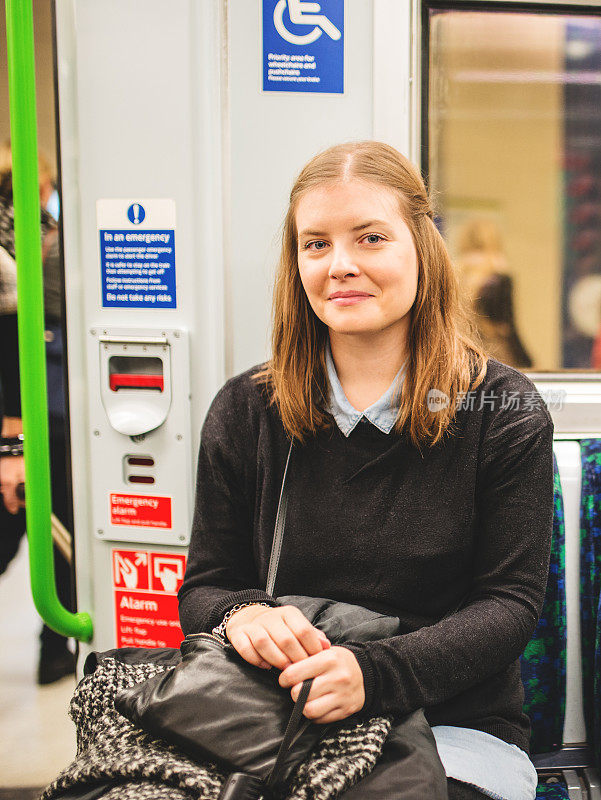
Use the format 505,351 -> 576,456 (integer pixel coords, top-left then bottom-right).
325,343 -> 407,437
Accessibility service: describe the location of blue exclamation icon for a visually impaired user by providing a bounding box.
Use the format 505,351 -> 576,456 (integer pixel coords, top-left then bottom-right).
127,202 -> 146,225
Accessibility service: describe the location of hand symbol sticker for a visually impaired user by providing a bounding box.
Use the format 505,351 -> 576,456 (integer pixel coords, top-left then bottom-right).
151,555 -> 186,593
114,552 -> 148,589
157,567 -> 178,593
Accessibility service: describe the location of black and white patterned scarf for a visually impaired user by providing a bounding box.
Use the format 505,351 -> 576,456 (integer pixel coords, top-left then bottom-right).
41,656 -> 391,800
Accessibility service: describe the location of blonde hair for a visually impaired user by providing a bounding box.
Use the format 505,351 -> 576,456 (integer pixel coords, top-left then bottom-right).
254,141 -> 487,449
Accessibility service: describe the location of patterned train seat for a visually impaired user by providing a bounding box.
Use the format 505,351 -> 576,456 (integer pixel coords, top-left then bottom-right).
520,455 -> 567,756
535,782 -> 578,799
579,440 -> 601,773
521,456 -> 570,799
519,443 -> 601,799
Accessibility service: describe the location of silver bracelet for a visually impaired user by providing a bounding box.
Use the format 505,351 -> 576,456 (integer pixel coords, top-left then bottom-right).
211,602 -> 270,640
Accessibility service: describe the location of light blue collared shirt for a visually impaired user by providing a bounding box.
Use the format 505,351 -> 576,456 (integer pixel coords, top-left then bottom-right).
325,343 -> 407,437
325,348 -> 538,800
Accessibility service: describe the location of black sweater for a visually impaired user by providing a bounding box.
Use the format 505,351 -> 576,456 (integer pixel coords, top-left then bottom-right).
178,357 -> 554,754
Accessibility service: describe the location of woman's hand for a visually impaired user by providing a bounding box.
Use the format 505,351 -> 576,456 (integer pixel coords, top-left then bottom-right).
0,455 -> 25,514
279,646 -> 365,724
225,604 -> 331,670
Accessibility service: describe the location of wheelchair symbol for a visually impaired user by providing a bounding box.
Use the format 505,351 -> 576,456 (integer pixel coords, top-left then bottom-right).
274,0 -> 341,46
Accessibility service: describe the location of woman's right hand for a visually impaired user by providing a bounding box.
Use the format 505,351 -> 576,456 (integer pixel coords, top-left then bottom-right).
225,604 -> 331,670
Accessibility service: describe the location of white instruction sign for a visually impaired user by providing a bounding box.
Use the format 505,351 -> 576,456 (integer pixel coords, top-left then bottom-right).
97,198 -> 177,309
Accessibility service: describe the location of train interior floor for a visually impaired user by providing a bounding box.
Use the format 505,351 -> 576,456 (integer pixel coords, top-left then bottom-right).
0,539 -> 76,796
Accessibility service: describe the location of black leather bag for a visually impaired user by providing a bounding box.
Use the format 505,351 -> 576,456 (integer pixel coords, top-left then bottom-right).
115,630 -> 320,794
115,591 -> 405,793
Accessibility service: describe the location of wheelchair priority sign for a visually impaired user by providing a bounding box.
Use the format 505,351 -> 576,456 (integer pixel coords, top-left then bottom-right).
263,0 -> 344,93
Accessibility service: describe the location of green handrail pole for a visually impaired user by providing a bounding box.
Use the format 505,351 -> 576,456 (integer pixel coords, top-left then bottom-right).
5,0 -> 92,642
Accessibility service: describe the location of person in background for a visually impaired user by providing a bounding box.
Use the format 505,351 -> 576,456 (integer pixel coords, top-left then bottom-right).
0,140 -> 74,684
455,218 -> 533,369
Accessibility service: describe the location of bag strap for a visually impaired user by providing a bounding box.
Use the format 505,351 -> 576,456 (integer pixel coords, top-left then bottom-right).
263,444 -> 313,792
265,677 -> 313,791
266,439 -> 294,596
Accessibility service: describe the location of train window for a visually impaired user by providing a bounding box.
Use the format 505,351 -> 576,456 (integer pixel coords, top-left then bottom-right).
426,6 -> 601,372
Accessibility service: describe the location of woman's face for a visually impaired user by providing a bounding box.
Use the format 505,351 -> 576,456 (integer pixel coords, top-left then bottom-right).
296,180 -> 419,341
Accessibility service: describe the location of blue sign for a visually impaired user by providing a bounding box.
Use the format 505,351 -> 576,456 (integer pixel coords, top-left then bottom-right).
127,203 -> 146,225
263,0 -> 344,94
100,229 -> 176,309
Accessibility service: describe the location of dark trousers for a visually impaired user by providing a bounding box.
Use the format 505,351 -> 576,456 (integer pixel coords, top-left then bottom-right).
448,778 -> 490,799
0,423 -> 73,652
338,711 -> 492,800
0,503 -> 25,573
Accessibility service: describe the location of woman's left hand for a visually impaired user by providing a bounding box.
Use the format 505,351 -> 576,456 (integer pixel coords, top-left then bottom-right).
278,646 -> 365,724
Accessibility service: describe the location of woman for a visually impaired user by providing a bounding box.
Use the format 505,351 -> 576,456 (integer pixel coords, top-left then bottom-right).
178,141 -> 554,800
455,218 -> 533,369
